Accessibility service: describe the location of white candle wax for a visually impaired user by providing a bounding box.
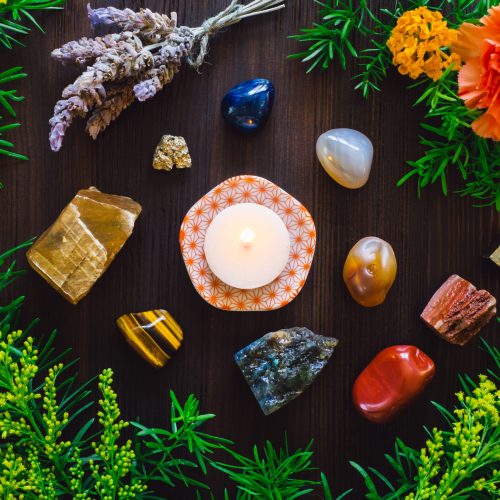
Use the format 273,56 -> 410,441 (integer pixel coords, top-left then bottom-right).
204,203 -> 290,290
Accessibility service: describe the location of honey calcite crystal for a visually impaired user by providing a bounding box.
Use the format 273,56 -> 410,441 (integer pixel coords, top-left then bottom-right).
421,275 -> 496,346
27,187 -> 142,304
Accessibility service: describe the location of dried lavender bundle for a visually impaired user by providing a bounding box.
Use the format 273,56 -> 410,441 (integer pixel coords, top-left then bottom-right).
87,4 -> 177,42
86,83 -> 136,139
49,0 -> 286,151
52,33 -> 135,68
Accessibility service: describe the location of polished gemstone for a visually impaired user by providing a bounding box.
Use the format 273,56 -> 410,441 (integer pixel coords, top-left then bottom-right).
353,345 -> 435,423
152,135 -> 192,171
27,187 -> 142,304
117,309 -> 183,368
221,78 -> 274,133
343,237 -> 397,307
421,275 -> 496,346
316,128 -> 373,188
235,327 -> 337,415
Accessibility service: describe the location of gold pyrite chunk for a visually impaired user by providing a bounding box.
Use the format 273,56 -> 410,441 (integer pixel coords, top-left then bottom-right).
153,135 -> 192,171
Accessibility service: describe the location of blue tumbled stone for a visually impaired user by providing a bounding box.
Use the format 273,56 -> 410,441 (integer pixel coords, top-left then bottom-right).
221,78 -> 275,133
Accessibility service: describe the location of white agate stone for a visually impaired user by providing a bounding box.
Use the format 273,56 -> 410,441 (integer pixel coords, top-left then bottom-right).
316,128 -> 373,189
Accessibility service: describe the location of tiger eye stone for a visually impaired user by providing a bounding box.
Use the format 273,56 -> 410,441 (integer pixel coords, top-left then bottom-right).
27,187 -> 142,304
117,309 -> 183,368
343,237 -> 397,307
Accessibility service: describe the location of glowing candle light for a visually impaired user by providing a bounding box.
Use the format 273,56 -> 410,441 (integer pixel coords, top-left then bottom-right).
240,227 -> 256,247
204,203 -> 290,290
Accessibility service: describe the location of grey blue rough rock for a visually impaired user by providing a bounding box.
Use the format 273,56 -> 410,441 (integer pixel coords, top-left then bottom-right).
235,327 -> 338,415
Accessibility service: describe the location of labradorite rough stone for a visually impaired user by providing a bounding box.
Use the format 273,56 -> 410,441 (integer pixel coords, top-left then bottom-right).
235,327 -> 338,415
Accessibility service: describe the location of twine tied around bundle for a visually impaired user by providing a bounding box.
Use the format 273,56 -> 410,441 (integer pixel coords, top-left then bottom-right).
49,0 -> 285,151
188,0 -> 243,69
188,0 -> 285,69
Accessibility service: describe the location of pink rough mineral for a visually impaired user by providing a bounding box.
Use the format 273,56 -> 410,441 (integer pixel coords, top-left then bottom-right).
421,274 -> 496,346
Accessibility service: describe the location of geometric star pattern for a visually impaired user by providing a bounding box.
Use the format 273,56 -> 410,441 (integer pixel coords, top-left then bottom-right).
179,175 -> 316,311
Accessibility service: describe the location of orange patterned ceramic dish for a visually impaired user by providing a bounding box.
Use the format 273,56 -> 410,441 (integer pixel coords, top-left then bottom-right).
179,175 -> 316,311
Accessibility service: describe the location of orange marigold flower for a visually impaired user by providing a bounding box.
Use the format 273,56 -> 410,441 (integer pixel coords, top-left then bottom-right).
387,6 -> 461,81
452,6 -> 500,141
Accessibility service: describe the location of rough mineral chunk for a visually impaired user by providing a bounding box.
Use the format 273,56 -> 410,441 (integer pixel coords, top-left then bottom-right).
421,274 -> 496,346
27,187 -> 142,304
152,135 -> 192,171
235,327 -> 338,415
117,309 -> 183,368
484,244 -> 500,268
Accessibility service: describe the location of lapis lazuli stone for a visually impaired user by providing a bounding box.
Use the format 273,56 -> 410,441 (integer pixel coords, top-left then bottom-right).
221,78 -> 275,133
235,327 -> 338,415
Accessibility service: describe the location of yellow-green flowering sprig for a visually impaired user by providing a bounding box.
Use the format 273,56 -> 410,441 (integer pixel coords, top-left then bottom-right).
89,369 -> 146,499
0,241 -> 342,498
351,338 -> 500,499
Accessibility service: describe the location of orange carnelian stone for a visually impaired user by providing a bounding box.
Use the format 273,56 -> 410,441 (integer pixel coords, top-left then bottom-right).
352,345 -> 435,423
343,237 -> 397,307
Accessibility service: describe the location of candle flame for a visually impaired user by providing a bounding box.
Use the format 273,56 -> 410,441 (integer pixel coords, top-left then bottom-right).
240,227 -> 256,247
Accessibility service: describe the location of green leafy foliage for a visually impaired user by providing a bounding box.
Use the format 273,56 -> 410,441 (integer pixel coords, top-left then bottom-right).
354,0 -> 498,97
290,1 -> 498,91
0,0 -> 64,49
0,66 -> 27,160
351,337 -> 500,499
0,0 -> 64,177
399,66 -> 500,209
290,0 -> 500,210
0,243 -> 338,498
212,438 -> 350,499
288,0 -> 378,73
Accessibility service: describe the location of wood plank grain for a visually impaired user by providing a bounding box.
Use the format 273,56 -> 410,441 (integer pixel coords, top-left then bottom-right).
0,0 -> 498,496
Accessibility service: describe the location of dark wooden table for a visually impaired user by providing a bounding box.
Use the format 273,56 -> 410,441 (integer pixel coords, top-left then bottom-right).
1,0 -> 498,497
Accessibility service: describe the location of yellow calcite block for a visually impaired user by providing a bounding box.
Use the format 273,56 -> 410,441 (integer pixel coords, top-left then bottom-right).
27,187 -> 142,304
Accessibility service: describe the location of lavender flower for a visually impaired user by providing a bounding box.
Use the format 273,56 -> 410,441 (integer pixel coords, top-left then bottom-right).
86,83 -> 136,139
52,33 -> 131,67
134,66 -> 176,102
50,1 -> 286,151
87,4 -> 176,42
50,33 -> 149,151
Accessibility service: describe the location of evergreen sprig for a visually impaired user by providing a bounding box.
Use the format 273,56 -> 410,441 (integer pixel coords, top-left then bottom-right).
291,1 -> 500,210
290,1 -> 498,92
0,0 -> 64,49
351,337 -> 500,499
399,66 -> 500,209
0,0 -> 64,182
212,439 -> 350,499
288,0 -> 379,73
0,242 -> 339,499
0,66 -> 27,161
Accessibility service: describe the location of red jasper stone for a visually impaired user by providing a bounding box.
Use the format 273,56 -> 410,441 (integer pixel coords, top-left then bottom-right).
352,345 -> 435,423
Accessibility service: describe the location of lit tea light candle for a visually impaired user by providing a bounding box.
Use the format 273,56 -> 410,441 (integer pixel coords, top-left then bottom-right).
204,203 -> 290,290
